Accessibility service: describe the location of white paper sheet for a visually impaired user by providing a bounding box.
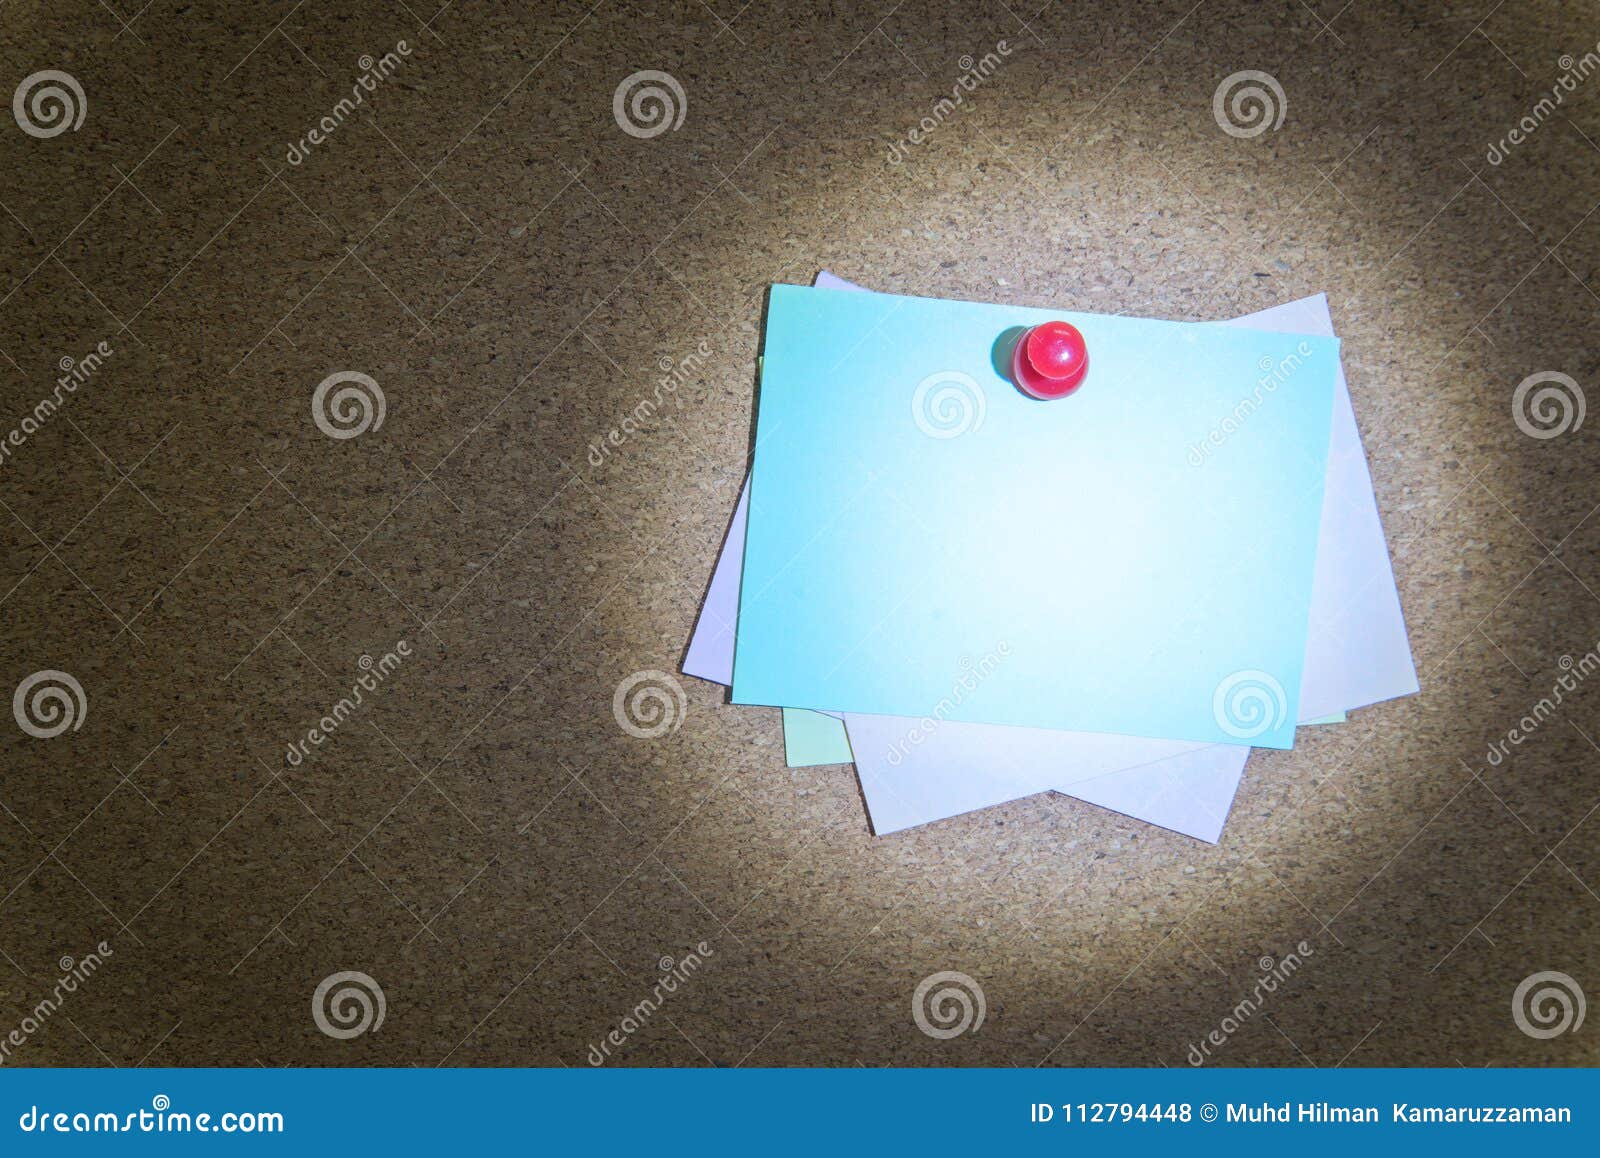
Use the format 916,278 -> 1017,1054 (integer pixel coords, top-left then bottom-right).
843,291 -> 1417,836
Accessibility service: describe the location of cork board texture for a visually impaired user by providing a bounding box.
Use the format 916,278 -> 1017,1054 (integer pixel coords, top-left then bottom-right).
0,0 -> 1597,1067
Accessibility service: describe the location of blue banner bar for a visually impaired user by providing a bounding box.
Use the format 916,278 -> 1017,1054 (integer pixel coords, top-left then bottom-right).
0,1068 -> 1593,1153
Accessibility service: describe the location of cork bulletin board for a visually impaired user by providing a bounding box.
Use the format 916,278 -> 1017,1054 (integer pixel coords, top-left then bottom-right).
0,0 -> 1596,1070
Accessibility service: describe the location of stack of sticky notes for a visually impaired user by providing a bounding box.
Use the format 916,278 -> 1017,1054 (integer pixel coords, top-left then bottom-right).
684,272 -> 1418,841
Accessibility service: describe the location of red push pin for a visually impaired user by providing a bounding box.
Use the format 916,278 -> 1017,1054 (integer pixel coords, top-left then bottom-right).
1011,321 -> 1089,399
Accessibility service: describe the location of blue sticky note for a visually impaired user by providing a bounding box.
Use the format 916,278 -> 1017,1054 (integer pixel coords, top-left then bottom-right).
732,285 -> 1340,750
